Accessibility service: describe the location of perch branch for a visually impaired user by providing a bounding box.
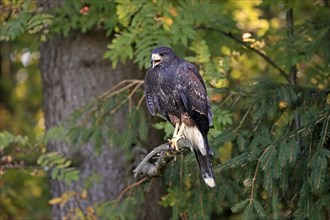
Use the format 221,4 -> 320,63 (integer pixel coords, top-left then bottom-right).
133,138 -> 193,178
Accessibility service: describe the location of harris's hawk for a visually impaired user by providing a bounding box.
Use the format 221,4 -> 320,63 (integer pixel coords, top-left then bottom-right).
144,47 -> 215,188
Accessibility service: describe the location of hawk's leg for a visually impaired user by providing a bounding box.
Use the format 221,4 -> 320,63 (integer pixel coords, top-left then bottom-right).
173,123 -> 179,139
168,123 -> 185,151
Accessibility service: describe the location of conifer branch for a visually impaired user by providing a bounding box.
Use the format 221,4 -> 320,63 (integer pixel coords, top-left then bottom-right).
234,106 -> 251,133
133,138 -> 193,178
199,26 -> 290,82
319,115 -> 330,151
250,145 -> 274,203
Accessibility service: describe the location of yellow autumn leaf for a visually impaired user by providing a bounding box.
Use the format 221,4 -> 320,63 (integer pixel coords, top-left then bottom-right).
251,40 -> 265,49
59,191 -> 76,206
310,77 -> 318,85
168,6 -> 177,17
211,93 -> 223,103
80,190 -> 88,200
243,38 -> 256,43
211,78 -> 229,88
86,206 -> 97,220
219,142 -> 233,163
86,206 -> 95,215
60,197 -> 69,206
163,17 -> 173,26
49,197 -> 62,205
278,100 -> 287,109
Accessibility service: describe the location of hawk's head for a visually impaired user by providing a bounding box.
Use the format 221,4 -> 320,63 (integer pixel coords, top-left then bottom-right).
151,47 -> 176,68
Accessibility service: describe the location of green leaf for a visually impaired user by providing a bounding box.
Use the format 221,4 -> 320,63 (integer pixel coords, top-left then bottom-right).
253,200 -> 266,218
36,154 -> 45,165
218,152 -> 250,171
138,111 -> 148,141
51,167 -> 59,180
45,126 -> 66,142
153,121 -> 174,139
231,198 -> 250,213
237,135 -> 246,151
271,191 -> 282,219
91,128 -> 103,154
213,131 -> 236,145
0,131 -> 29,149
37,152 -> 79,183
242,203 -> 255,220
260,145 -> 277,171
310,154 -> 327,194
67,126 -> 84,145
63,160 -> 72,168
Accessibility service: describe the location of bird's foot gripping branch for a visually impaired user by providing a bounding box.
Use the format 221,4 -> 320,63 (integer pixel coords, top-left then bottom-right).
133,138 -> 193,178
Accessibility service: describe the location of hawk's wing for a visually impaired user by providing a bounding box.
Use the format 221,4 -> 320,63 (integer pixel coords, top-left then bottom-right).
144,69 -> 157,116
176,61 -> 213,135
144,69 -> 167,119
186,63 -> 213,126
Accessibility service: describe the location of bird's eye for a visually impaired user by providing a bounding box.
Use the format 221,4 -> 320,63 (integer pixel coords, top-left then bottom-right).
159,53 -> 164,57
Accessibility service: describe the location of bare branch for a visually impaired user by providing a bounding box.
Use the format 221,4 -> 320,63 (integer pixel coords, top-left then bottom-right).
286,8 -> 298,85
116,177 -> 148,203
83,79 -> 144,124
133,138 -> 193,178
286,8 -> 303,151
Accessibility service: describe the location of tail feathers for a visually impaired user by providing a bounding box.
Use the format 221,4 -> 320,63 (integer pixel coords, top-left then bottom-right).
193,148 -> 215,188
203,134 -> 213,156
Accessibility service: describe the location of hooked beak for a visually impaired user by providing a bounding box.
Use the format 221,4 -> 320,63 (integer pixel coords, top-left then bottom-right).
151,53 -> 162,68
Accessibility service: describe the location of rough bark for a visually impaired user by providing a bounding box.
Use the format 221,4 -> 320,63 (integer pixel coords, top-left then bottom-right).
40,31 -> 169,219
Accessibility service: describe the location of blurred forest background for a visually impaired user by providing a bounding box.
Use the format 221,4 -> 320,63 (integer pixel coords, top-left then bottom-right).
1,0 -> 329,219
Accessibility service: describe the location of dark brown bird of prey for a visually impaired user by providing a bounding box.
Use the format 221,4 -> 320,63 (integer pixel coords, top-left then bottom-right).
144,46 -> 215,187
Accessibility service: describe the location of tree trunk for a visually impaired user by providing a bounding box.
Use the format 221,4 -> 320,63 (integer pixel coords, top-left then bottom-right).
40,31 -> 169,219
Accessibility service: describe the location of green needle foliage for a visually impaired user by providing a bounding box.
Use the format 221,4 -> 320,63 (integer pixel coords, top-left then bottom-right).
1,0 -> 329,219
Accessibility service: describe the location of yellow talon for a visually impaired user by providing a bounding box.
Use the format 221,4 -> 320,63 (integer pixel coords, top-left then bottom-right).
168,123 -> 185,151
168,138 -> 180,151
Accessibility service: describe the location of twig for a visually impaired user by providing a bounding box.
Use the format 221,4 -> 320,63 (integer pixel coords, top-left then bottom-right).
233,106 -> 251,133
116,177 -> 148,203
198,26 -> 290,82
250,145 -> 274,204
3,7 -> 13,22
286,8 -> 303,152
230,94 -> 242,111
91,79 -> 144,124
133,138 -> 193,178
219,92 -> 234,107
73,193 -> 87,219
109,81 -> 144,114
99,79 -> 144,100
319,115 -> 330,152
100,80 -> 135,98
137,94 -> 146,110
286,9 -> 297,85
